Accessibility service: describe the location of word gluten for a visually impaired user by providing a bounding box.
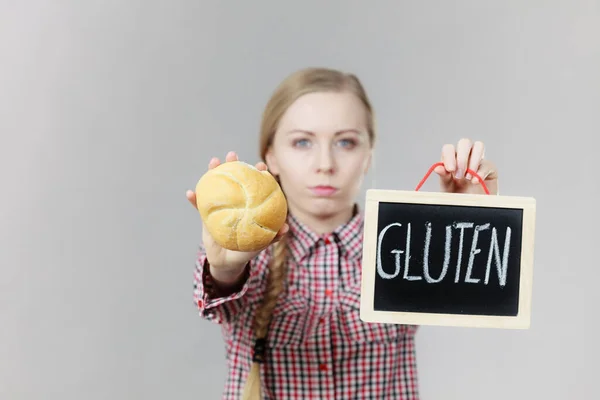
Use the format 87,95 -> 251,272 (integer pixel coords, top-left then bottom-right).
376,221 -> 511,287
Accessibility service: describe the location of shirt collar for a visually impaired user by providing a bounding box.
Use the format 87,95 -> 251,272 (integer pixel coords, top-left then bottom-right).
287,204 -> 364,263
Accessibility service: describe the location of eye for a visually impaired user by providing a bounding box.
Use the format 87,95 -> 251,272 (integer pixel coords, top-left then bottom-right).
292,138 -> 311,148
337,138 -> 357,149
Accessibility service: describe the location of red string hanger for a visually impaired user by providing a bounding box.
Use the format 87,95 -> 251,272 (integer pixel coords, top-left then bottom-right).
414,162 -> 491,195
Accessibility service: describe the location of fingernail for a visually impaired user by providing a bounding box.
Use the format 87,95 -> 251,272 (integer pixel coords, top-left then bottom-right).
455,169 -> 463,179
466,173 -> 472,180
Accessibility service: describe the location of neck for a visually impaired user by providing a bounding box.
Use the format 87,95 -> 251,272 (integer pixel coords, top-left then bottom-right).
289,203 -> 356,235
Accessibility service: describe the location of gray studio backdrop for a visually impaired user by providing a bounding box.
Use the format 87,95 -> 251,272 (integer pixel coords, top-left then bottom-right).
1,1 -> 596,399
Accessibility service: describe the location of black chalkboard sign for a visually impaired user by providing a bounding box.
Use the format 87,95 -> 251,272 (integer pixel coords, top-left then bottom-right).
360,189 -> 536,329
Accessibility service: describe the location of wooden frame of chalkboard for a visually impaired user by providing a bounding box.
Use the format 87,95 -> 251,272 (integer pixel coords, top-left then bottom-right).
360,189 -> 536,329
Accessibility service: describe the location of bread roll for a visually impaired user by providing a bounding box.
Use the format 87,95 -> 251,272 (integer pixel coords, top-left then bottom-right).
195,161 -> 288,252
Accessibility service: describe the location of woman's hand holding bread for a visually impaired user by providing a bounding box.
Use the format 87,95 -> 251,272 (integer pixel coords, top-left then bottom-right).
186,151 -> 289,285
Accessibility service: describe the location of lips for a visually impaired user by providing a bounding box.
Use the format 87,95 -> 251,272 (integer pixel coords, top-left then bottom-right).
309,185 -> 338,197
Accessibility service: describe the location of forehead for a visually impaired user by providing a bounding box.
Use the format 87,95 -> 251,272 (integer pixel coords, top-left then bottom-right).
277,91 -> 367,134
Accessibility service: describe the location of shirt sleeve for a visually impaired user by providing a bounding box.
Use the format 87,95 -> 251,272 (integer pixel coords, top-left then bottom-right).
192,244 -> 267,325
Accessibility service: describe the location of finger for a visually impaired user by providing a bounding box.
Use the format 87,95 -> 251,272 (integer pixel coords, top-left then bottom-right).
255,161 -> 268,171
272,223 -> 289,243
439,143 -> 457,173
225,151 -> 238,163
277,223 -> 289,236
466,141 -> 485,180
433,164 -> 454,185
455,138 -> 473,179
186,190 -> 198,209
471,160 -> 497,184
208,157 -> 220,169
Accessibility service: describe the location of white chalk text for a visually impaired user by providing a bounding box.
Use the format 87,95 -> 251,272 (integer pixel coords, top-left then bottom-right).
376,221 -> 512,287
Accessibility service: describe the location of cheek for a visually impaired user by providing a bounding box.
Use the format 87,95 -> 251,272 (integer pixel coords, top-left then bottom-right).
280,162 -> 306,180
277,147 -> 306,170
278,169 -> 307,197
274,152 -> 308,183
340,152 -> 370,174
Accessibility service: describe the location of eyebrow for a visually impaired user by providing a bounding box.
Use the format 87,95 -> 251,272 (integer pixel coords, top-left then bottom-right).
286,129 -> 363,136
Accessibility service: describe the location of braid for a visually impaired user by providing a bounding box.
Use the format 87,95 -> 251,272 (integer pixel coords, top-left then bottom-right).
240,234 -> 289,400
254,236 -> 288,337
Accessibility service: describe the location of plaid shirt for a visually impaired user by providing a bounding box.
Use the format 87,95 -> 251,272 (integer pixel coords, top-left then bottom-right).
193,208 -> 420,399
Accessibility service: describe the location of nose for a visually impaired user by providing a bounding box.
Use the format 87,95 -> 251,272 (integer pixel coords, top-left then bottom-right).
316,145 -> 335,174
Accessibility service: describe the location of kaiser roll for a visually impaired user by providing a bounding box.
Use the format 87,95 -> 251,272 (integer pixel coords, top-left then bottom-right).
195,161 -> 288,252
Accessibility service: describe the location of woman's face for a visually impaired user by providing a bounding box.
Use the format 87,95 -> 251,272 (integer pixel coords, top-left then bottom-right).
265,90 -> 372,223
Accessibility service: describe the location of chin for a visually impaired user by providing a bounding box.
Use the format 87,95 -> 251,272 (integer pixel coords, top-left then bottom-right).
308,197 -> 350,218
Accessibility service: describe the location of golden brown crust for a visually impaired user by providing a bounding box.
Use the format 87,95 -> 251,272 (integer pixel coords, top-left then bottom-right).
195,161 -> 288,251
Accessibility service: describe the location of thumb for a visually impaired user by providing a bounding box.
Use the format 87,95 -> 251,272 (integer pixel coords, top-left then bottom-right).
186,190 -> 198,209
271,223 -> 289,243
434,165 -> 454,185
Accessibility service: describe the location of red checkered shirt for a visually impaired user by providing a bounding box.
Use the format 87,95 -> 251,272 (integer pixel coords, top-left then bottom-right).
193,208 -> 420,399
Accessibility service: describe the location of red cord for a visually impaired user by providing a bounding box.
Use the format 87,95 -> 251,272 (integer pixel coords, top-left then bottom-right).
415,161 -> 491,195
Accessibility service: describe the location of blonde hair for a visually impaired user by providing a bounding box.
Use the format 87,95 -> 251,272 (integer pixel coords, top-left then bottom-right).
240,67 -> 376,400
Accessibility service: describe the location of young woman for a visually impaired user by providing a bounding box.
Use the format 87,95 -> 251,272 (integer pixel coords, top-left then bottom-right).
186,67 -> 499,400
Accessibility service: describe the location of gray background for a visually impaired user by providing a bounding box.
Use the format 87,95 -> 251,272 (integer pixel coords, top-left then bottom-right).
1,1 -> 597,399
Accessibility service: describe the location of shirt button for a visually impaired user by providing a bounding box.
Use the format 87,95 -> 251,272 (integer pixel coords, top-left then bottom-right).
324,236 -> 331,245
319,363 -> 328,371
319,317 -> 325,324
325,289 -> 333,297
197,300 -> 204,308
